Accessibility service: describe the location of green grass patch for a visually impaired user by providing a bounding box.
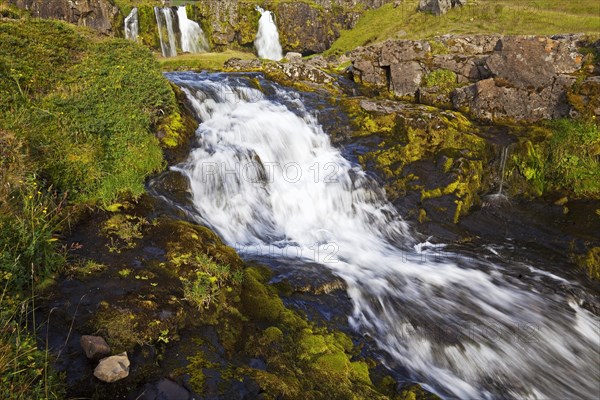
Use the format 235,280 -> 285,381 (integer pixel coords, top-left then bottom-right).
546,119 -> 600,196
0,18 -> 182,204
158,50 -> 257,71
326,0 -> 600,55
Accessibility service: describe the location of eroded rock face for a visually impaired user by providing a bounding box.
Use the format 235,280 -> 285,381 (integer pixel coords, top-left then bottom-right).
8,0 -> 119,35
351,35 -> 588,122
94,352 -> 130,383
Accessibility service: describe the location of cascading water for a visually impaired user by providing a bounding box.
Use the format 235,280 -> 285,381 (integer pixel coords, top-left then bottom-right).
176,6 -> 210,53
124,7 -> 139,42
154,7 -> 178,57
254,6 -> 283,61
167,72 -> 600,399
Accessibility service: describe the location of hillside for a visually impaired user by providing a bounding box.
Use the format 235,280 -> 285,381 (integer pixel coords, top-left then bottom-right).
326,0 -> 600,54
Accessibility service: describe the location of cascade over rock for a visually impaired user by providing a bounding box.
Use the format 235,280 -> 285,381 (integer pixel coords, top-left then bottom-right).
168,72 -> 600,400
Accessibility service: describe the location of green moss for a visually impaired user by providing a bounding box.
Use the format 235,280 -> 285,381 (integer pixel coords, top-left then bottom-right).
422,69 -> 459,94
578,247 -> 600,280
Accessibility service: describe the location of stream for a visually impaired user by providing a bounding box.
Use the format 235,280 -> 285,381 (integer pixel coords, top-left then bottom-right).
162,71 -> 599,400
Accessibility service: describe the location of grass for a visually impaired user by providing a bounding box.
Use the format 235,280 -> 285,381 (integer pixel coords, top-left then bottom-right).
158,49 -> 257,71
0,19 -> 180,204
546,119 -> 600,196
0,16 -> 188,399
326,0 -> 600,54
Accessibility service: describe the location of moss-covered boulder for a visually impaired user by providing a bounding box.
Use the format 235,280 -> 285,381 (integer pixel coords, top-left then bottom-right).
348,99 -> 492,223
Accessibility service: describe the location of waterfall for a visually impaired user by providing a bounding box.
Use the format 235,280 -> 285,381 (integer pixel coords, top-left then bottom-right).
176,6 -> 210,53
124,7 -> 139,42
154,7 -> 177,57
254,6 -> 283,61
497,145 -> 509,195
167,72 -> 600,400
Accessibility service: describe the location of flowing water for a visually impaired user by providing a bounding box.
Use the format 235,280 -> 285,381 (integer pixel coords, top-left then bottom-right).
155,7 -> 178,57
254,6 -> 283,61
124,7 -> 139,42
166,72 -> 599,399
176,6 -> 210,53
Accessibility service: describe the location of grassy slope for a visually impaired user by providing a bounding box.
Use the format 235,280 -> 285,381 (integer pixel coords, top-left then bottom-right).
327,0 -> 600,54
0,16 -> 185,397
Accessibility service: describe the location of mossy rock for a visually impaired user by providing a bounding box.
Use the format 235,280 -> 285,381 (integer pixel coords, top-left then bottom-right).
578,247 -> 600,280
352,100 -> 492,223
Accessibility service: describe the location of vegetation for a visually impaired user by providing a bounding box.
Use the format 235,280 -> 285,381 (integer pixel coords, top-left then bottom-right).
509,119 -> 600,198
0,16 -> 189,398
158,49 -> 257,71
326,0 -> 600,55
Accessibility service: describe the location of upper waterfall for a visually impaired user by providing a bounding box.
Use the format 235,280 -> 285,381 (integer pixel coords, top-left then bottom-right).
124,7 -> 139,42
254,7 -> 283,61
177,6 -> 210,53
167,71 -> 600,400
154,6 -> 178,57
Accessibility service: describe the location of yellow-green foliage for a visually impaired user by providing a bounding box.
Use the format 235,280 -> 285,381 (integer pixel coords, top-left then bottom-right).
326,0 -> 600,55
356,107 -> 488,222
509,119 -> 600,198
422,69 -> 459,93
223,267 -> 387,399
0,282 -> 64,399
546,119 -> 600,197
0,18 -> 180,204
578,247 -> 600,280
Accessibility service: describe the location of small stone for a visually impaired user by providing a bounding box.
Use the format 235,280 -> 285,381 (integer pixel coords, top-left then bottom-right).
94,352 -> 130,383
284,52 -> 303,64
80,335 -> 111,360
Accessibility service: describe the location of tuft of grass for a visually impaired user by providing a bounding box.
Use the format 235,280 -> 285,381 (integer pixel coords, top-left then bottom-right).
326,0 -> 600,55
158,49 -> 257,71
546,119 -> 600,196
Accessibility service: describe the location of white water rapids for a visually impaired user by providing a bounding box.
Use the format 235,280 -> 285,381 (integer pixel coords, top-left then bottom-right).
167,72 -> 600,399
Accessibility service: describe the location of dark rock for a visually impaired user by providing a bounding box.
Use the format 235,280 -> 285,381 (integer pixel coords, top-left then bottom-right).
93,352 -> 130,383
80,335 -> 111,360
141,378 -> 191,400
9,0 -> 119,35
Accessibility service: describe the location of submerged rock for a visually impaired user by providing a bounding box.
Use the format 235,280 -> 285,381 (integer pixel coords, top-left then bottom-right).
94,352 -> 130,383
80,335 -> 111,361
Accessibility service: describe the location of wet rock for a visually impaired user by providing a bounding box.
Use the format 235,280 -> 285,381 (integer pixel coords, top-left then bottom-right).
80,335 -> 111,361
8,0 -> 119,35
93,352 -> 130,383
141,378 -> 191,400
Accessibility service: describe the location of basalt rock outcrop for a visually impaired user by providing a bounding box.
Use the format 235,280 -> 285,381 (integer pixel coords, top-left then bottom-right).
350,35 -> 597,122
8,0 -> 119,35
